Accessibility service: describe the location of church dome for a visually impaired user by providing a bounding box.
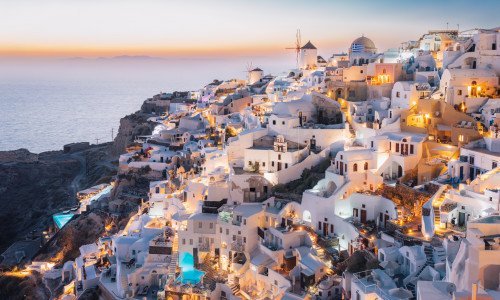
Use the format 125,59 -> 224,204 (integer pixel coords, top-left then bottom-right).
350,36 -> 377,53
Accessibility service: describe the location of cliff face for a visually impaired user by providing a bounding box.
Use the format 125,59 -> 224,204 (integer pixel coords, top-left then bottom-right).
109,111 -> 156,157
0,149 -> 80,252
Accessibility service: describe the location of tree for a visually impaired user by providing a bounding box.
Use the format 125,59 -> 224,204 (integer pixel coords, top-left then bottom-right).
365,258 -> 380,270
346,252 -> 367,273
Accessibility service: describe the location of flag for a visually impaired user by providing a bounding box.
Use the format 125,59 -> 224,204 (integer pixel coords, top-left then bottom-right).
352,43 -> 365,52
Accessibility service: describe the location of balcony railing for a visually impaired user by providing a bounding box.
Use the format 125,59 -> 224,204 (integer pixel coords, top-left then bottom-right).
231,242 -> 245,252
198,244 -> 211,252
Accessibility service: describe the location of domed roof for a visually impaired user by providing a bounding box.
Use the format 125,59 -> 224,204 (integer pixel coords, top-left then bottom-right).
350,36 -> 376,53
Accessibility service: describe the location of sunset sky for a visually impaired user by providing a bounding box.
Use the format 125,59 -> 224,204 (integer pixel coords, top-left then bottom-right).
1,0 -> 499,58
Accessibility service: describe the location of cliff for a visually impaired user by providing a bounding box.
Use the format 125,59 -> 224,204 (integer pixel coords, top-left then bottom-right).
109,111 -> 156,157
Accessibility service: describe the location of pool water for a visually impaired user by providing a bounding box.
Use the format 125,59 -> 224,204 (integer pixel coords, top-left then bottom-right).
53,214 -> 74,229
177,252 -> 204,284
88,185 -> 113,203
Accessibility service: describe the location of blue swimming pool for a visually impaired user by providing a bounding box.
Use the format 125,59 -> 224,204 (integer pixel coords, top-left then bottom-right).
53,214 -> 74,229
177,252 -> 204,284
88,185 -> 113,203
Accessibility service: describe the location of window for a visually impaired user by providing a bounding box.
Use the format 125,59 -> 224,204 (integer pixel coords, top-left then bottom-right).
360,70 -> 363,73
182,239 -> 186,245
396,143 -> 399,152
220,227 -> 222,233
493,161 -> 498,169
364,162 -> 368,170
226,229 -> 229,235
233,235 -> 236,241
244,237 -> 246,243
371,141 -> 374,148
248,161 -> 252,166
331,224 -> 334,232
199,237 -> 203,243
282,121 -> 285,125
285,163 -> 288,168
353,163 -> 358,172
210,222 -> 214,229
278,154 -> 281,160
272,161 -> 275,167
396,92 -> 400,97
262,162 -> 265,167
272,120 -> 276,125
190,239 -> 193,245
410,145 -> 414,154
458,89 -> 462,96
470,156 -> 475,165
198,222 -> 202,228
318,221 -> 322,230
349,90 -> 355,97
243,219 -> 246,225
493,43 -> 497,50
250,187 -> 256,192
345,165 -> 347,172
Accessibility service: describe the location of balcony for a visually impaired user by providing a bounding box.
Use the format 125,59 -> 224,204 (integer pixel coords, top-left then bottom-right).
198,243 -> 211,253
231,242 -> 245,252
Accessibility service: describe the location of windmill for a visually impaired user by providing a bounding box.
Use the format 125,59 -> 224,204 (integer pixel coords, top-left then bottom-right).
285,29 -> 302,68
243,62 -> 253,83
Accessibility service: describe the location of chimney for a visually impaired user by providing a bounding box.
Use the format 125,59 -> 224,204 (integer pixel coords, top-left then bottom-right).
472,282 -> 477,300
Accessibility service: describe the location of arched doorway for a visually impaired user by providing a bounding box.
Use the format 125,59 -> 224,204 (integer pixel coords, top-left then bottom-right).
334,88 -> 345,100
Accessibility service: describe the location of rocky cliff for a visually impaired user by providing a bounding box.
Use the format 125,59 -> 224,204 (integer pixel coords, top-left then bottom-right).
0,149 -> 80,252
109,111 -> 156,157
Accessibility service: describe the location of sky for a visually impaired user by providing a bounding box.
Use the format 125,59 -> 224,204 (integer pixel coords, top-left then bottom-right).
1,0 -> 499,59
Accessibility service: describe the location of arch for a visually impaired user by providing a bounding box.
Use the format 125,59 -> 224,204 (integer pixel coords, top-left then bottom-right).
353,163 -> 358,172
364,162 -> 368,170
302,210 -> 312,222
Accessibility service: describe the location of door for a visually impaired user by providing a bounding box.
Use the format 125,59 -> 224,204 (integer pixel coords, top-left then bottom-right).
278,162 -> 282,171
360,210 -> 367,223
459,166 -> 464,180
384,214 -> 389,227
340,162 -> 344,175
398,165 -> 403,177
323,223 -> 328,236
470,167 -> 475,180
458,212 -> 465,226
353,208 -> 359,218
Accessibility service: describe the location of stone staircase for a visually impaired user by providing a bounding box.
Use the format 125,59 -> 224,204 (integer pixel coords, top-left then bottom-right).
229,280 -> 240,295
432,188 -> 447,230
434,246 -> 446,263
168,236 -> 178,280
406,245 -> 435,299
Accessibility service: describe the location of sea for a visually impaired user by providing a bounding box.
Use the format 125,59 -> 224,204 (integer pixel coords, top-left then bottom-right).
0,56 -> 291,153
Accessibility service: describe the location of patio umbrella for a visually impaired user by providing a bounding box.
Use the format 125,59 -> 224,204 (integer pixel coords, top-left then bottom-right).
484,207 -> 498,215
389,287 -> 413,299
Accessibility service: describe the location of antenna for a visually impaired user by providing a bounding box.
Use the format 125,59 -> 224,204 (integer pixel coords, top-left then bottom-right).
95,137 -> 100,145
285,29 -> 302,67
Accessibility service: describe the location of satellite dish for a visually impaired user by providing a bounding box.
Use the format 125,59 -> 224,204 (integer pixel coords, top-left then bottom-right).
446,283 -> 456,295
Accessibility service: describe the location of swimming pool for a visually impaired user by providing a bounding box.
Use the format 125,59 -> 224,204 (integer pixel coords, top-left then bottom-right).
177,252 -> 204,284
88,185 -> 114,203
53,214 -> 74,229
